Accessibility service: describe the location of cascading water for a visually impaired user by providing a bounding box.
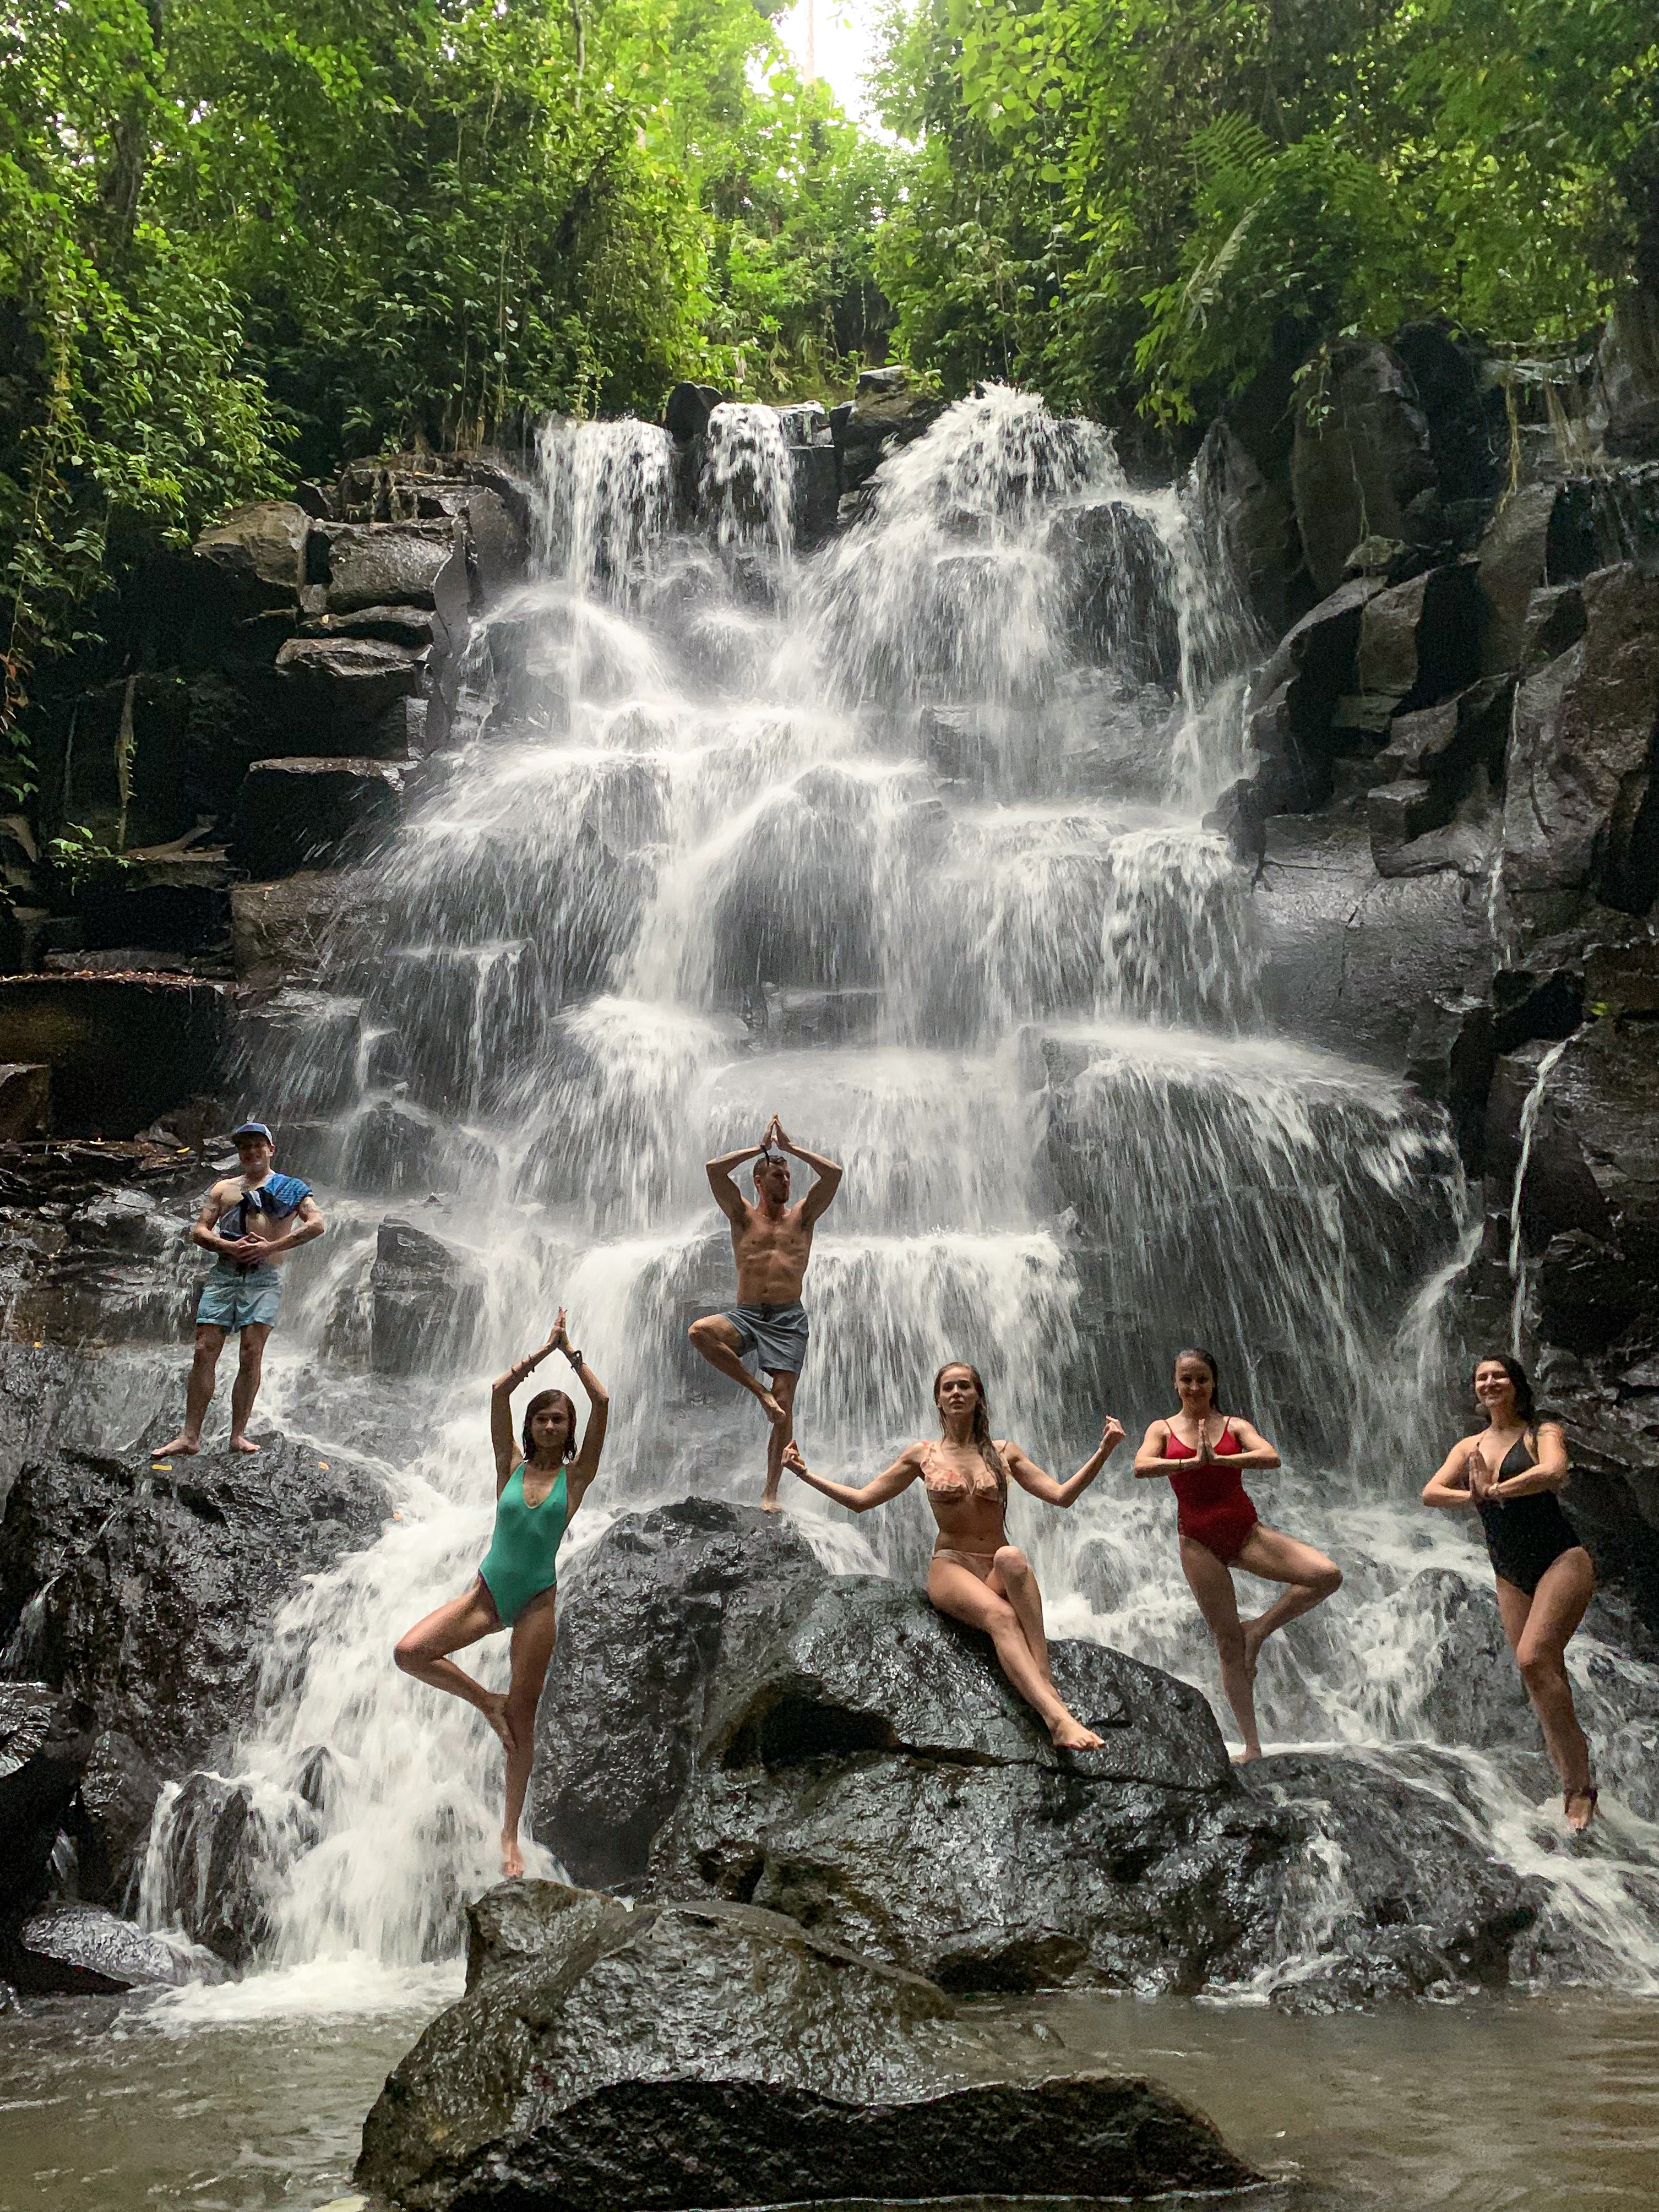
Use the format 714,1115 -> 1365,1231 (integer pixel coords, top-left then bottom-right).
142,385 -> 1659,2001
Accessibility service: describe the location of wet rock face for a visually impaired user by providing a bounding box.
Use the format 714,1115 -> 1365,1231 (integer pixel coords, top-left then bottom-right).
0,1440 -> 387,1772
1502,563 -> 1659,927
531,1499 -> 830,1888
368,1216 -> 484,1376
357,1882 -> 1258,2212
535,1502 -> 1549,2009
1291,340 -> 1438,593
1243,1750 -> 1547,2012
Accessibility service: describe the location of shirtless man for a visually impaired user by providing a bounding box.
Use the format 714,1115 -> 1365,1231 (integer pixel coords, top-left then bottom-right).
156,1120 -> 327,1457
688,1115 -> 843,1510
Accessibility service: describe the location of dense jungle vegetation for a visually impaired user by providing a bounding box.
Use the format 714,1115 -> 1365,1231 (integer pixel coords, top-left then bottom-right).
2,0 -> 1655,776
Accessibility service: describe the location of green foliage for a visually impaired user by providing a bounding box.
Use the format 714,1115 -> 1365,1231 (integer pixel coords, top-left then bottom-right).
873,0 -> 1659,422
0,0 -> 891,797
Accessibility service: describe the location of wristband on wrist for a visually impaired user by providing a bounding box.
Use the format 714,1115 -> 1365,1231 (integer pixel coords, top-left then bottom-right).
564,1345 -> 584,1370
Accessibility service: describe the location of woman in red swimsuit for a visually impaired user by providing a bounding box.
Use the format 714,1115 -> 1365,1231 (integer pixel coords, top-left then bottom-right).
1134,1347 -> 1341,1761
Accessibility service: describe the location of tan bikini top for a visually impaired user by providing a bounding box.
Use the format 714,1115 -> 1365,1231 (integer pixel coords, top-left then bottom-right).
921,1438 -> 1008,1507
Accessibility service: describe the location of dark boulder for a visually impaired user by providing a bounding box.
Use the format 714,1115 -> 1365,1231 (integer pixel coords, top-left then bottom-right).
1393,322 -> 1503,508
11,1903 -> 201,1995
1500,563 -> 1659,927
1188,417 -> 1295,638
69,1726 -> 163,1910
142,1769 -> 301,1964
317,521 -> 464,617
1226,576 -> 1382,840
229,868 -> 379,988
1291,340 -> 1439,593
1596,284 -> 1659,460
0,976 -> 235,1139
1366,674 -> 1512,870
1239,1748 -> 1546,2011
232,756 -> 407,878
664,382 -> 719,440
1048,500 -> 1180,686
1356,563 -> 1484,706
0,1692 -> 95,1919
0,1440 -> 388,1771
0,1063 -> 50,1140
369,1216 -> 484,1376
357,1883 -> 1258,2212
273,635 -> 428,743
192,502 -> 308,613
648,1586 -> 1292,1992
531,1499 -> 831,1888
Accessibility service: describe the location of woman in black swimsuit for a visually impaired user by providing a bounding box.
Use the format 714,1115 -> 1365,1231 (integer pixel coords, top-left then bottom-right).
1422,1352 -> 1596,1831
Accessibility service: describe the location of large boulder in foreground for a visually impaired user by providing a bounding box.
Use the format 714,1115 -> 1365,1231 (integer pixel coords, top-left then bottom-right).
537,1502 -> 1545,2008
357,1882 -> 1258,2212
0,1440 -> 387,1772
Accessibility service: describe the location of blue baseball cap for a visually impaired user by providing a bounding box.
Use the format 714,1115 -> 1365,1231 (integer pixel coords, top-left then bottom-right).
231,1120 -> 274,1143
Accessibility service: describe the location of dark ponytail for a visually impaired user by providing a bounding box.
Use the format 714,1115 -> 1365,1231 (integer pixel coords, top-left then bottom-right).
522,1388 -> 579,1464
933,1361 -> 1008,1501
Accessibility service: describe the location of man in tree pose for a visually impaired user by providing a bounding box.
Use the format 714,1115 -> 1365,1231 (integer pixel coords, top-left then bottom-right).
689,1115 -> 843,1510
156,1120 -> 327,1457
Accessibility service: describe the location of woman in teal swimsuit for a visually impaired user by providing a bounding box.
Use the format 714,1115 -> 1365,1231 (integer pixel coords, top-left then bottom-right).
394,1307 -> 608,1876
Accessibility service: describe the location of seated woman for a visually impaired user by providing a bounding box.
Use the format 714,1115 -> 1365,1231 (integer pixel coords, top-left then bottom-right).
394,1307 -> 607,1875
782,1360 -> 1124,1749
1133,1346 -> 1341,1763
1422,1352 -> 1596,1832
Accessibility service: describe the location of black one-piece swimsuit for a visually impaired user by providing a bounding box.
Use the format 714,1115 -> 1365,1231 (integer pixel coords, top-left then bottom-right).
1475,1433 -> 1584,1596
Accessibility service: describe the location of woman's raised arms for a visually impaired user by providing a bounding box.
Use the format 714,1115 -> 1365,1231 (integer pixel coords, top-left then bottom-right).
782,1442 -> 923,1512
1004,1418 -> 1125,1507
490,1308 -> 567,1490
564,1340 -> 610,1513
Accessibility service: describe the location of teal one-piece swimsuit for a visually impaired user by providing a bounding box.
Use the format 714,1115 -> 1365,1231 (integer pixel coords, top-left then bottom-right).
479,1462 -> 567,1625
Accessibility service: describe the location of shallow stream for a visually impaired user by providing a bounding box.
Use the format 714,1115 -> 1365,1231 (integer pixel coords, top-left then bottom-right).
2,1978 -> 1654,2209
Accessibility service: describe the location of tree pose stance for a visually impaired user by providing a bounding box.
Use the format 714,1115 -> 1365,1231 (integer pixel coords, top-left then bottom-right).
1134,1347 -> 1341,1762
784,1361 -> 1125,1749
1422,1352 -> 1596,1832
394,1309 -> 607,1876
689,1114 -> 843,1511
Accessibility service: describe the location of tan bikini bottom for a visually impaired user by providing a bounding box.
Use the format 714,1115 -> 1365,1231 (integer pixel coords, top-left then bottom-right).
931,1548 -> 1000,1581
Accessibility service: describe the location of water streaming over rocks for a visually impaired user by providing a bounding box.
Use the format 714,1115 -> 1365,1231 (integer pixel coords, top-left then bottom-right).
139,386 -> 1659,2002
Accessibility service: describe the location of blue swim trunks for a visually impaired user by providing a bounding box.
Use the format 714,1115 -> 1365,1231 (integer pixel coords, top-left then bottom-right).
723,1299 -> 809,1377
196,1261 -> 282,1332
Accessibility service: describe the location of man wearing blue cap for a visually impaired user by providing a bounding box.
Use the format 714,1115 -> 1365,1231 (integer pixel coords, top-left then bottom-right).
156,1121 -> 327,1456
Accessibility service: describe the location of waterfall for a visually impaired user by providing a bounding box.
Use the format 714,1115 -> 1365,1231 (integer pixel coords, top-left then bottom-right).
139,386 -> 1659,2001
1508,1037 -> 1572,1353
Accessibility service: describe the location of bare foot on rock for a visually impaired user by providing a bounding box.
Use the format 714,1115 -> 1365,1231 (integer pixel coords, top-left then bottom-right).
229,1434 -> 260,1455
1565,1786 -> 1597,1834
759,1491 -> 783,1513
153,1434 -> 200,1459
1231,1745 -> 1263,1766
501,1833 -> 525,1879
1051,1714 -> 1104,1751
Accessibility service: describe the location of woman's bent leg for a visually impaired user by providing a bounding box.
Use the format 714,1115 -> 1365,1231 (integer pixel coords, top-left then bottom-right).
989,1546 -> 1056,1690
1503,1550 -> 1596,1822
928,1558 -> 1101,1749
501,1589 -> 559,1877
1231,1525 -> 1343,1672
394,1582 -> 514,1750
1179,1537 -> 1261,1760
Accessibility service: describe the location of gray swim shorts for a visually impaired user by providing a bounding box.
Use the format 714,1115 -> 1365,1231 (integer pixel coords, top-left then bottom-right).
197,1261 -> 282,1332
724,1299 -> 810,1377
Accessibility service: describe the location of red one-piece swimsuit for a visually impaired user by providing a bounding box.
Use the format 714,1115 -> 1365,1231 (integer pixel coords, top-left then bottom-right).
1165,1424 -> 1258,1563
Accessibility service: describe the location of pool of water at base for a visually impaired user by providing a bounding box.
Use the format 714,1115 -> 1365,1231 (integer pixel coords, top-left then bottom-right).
0,1979 -> 1654,2211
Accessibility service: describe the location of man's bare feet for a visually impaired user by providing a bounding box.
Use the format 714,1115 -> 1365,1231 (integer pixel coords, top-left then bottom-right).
1231,1745 -> 1263,1766
229,1434 -> 260,1454
1051,1714 -> 1104,1750
501,1833 -> 525,1878
1565,1785 -> 1597,1833
482,1694 -> 517,1755
153,1433 -> 200,1458
759,1486 -> 782,1513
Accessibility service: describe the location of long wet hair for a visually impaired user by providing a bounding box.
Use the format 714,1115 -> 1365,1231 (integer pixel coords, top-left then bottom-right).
1472,1352 -> 1536,1426
1175,1346 -> 1224,1410
933,1361 -> 1007,1499
523,1388 -> 579,1465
